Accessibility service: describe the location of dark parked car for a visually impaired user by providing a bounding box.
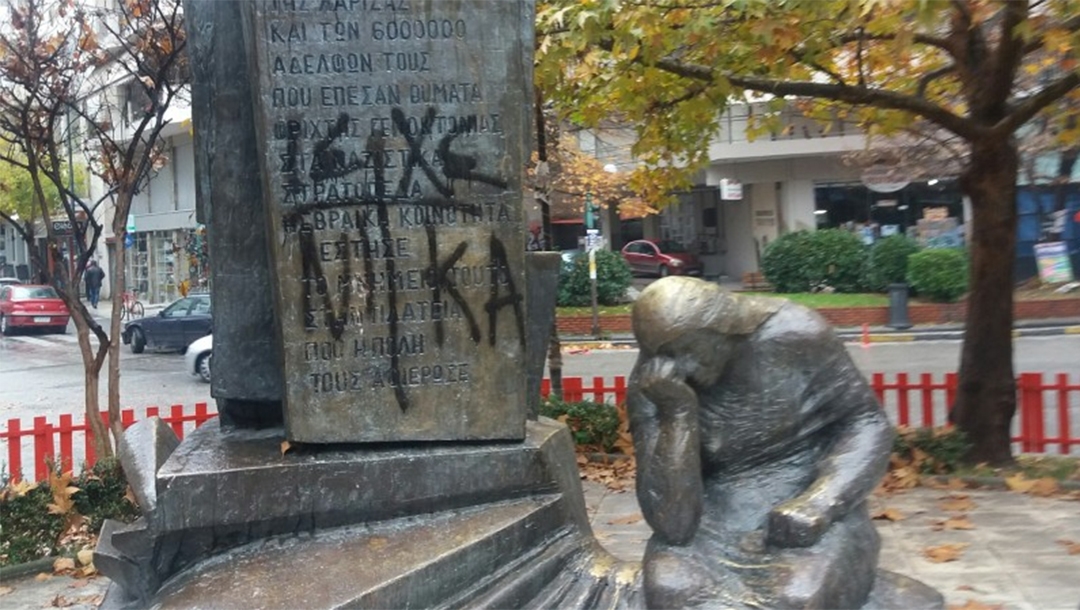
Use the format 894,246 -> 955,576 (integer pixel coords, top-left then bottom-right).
620,239 -> 703,277
0,284 -> 70,335
123,293 -> 212,353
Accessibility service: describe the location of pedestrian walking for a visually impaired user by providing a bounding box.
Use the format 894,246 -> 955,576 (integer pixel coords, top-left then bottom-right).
84,260 -> 105,309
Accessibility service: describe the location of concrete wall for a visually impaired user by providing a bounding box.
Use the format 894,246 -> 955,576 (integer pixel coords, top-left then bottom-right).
703,155 -> 861,278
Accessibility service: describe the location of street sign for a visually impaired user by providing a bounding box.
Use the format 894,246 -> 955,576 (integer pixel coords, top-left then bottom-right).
125,234 -> 135,249
585,228 -> 602,252
126,213 -> 136,233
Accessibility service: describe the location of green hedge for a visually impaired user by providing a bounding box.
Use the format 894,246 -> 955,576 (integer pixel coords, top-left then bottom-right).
540,398 -> 620,451
557,249 -> 632,307
864,235 -> 921,292
1,459 -> 139,567
906,248 -> 969,302
762,229 -> 868,293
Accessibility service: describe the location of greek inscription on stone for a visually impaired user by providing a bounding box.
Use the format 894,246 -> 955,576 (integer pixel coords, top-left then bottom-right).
250,0 -> 528,441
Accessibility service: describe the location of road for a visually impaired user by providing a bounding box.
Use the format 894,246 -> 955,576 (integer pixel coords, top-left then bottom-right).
1,330 -> 1076,470
554,335 -> 1080,379
0,329 -> 211,425
2,331 -> 1077,422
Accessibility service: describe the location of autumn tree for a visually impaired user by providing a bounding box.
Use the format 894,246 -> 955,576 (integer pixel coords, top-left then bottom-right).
0,0 -> 187,456
537,0 -> 1080,465
528,102 -> 653,398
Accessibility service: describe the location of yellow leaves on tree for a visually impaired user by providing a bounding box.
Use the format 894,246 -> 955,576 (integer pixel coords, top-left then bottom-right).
527,134 -> 654,221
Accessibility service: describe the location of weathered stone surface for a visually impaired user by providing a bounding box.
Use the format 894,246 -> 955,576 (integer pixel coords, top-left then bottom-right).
97,419 -> 643,610
186,0 -> 284,427
240,0 -> 534,443
627,277 -> 943,609
525,251 -> 561,419
115,417 -> 179,515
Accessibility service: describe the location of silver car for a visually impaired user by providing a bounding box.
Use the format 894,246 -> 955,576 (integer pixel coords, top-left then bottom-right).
184,333 -> 212,383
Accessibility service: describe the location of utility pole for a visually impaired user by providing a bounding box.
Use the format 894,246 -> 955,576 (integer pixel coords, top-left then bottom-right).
585,191 -> 600,338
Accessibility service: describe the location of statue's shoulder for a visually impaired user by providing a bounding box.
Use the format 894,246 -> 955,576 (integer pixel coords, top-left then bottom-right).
754,299 -> 835,343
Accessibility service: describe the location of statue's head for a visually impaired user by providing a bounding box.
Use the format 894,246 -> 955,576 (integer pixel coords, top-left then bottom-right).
632,277 -> 783,384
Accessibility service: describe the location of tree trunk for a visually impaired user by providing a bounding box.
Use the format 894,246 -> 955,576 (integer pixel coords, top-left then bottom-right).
107,192 -> 132,445
951,137 -> 1019,466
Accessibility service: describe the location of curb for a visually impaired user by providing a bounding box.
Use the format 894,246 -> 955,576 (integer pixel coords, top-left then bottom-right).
558,324 -> 1080,348
919,474 -> 1080,492
0,557 -> 56,580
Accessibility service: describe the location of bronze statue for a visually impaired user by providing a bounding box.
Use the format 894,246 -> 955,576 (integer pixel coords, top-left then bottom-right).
629,276 -> 912,609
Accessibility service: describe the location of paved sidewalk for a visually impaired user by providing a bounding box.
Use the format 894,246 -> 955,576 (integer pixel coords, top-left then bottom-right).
584,482 -> 1080,610
2,483 -> 1076,609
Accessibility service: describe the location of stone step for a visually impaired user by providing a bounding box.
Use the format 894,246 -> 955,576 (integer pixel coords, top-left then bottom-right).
522,552 -> 642,610
151,495 -> 577,609
445,527 -> 584,609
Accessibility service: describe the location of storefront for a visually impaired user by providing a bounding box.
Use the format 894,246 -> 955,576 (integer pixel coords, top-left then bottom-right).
813,179 -> 966,247
125,226 -> 208,304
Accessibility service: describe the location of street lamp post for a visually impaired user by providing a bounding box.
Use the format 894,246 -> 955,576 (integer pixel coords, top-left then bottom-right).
586,191 -> 600,337
586,163 -> 620,339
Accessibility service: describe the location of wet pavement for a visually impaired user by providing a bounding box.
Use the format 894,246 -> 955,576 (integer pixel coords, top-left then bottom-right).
2,483 -> 1077,609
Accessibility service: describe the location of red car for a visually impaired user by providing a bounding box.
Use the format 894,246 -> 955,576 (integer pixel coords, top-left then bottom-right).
621,239 -> 703,277
0,284 -> 70,335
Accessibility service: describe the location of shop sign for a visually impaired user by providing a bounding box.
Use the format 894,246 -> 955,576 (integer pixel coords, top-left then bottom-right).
720,179 -> 743,200
861,164 -> 909,193
1033,241 -> 1075,284
51,220 -> 85,235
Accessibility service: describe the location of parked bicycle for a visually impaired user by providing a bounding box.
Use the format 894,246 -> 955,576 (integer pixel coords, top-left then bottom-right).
119,291 -> 145,321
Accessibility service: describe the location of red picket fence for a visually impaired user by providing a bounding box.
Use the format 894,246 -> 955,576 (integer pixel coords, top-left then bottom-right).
2,403 -> 216,483
3,373 -> 1078,483
542,372 -> 1080,455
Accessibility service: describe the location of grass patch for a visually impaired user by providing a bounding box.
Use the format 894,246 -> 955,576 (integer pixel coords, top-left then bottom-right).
958,455 -> 1080,482
557,304 -> 632,316
742,292 -> 890,308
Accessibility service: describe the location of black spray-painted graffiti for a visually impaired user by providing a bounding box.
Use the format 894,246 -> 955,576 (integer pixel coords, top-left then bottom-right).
280,108 -> 522,412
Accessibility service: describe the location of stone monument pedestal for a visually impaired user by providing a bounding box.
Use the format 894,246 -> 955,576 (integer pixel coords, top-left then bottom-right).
95,418 -> 642,609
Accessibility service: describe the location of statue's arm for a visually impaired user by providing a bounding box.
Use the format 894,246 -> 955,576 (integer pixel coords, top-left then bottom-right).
767,403 -> 892,548
629,357 -> 703,546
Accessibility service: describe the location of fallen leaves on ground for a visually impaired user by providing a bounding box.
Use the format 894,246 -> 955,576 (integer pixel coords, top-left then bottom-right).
579,456 -> 636,492
938,494 -> 977,512
52,557 -> 76,574
1004,473 -> 1060,497
280,440 -> 292,457
946,600 -> 1004,610
50,593 -> 103,608
876,464 -> 920,493
1056,539 -> 1080,555
932,516 -> 975,531
922,542 -> 968,563
76,548 -> 96,576
923,477 -> 968,491
871,508 -> 905,521
607,513 -> 643,525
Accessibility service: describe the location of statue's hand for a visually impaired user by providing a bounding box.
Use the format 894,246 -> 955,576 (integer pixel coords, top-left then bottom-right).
637,358 -> 696,419
766,499 -> 830,548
